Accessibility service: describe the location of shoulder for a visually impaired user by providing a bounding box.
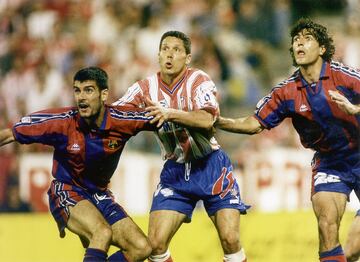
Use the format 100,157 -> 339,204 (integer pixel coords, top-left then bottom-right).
329,61 -> 360,81
24,107 -> 77,121
186,68 -> 215,91
268,70 -> 300,98
187,68 -> 212,81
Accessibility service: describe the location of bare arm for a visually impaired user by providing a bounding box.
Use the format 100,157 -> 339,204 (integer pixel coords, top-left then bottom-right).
0,128 -> 15,146
145,98 -> 214,129
329,90 -> 360,115
215,115 -> 265,135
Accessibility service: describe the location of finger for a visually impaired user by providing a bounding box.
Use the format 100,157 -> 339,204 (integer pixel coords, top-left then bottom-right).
150,115 -> 160,124
157,117 -> 165,128
145,105 -> 158,111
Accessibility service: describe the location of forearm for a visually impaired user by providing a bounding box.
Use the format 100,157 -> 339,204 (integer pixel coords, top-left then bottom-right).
215,116 -> 264,135
0,128 -> 15,146
167,109 -> 215,130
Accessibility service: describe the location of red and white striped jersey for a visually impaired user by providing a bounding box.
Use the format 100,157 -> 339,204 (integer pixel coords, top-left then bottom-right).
113,68 -> 221,163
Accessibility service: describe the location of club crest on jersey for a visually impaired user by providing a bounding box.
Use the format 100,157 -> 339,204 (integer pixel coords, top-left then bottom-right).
108,140 -> 119,150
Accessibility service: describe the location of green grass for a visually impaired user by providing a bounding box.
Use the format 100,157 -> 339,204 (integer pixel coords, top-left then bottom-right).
0,210 -> 355,262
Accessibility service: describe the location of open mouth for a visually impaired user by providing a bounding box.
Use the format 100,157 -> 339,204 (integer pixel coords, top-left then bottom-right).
78,103 -> 89,111
296,50 -> 305,57
165,62 -> 173,69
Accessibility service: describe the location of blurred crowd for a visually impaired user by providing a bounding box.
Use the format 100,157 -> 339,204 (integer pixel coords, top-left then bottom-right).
0,0 -> 359,212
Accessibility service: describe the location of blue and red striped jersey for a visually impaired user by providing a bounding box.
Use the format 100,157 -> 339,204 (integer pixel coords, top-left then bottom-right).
12,105 -> 154,191
254,61 -> 360,155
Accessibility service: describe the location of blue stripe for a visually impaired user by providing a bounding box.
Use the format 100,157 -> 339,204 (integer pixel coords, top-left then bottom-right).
159,73 -> 186,95
331,61 -> 360,80
14,110 -> 76,127
109,108 -> 153,121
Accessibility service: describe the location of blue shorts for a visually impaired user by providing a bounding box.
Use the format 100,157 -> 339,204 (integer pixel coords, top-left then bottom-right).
150,149 -> 249,221
48,180 -> 128,236
311,150 -> 360,198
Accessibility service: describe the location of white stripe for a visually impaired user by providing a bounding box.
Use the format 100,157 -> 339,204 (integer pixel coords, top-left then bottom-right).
330,61 -> 360,80
112,82 -> 142,106
148,74 -> 159,102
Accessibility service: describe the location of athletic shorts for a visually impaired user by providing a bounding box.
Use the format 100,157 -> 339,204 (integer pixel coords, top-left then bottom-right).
311,150 -> 360,198
48,180 -> 128,236
150,149 -> 250,221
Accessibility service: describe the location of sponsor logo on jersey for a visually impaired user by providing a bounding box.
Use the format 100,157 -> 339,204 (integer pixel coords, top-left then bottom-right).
160,188 -> 174,197
299,104 -> 309,112
21,116 -> 31,123
314,172 -> 340,186
159,99 -> 168,108
70,143 -> 80,151
93,193 -> 112,204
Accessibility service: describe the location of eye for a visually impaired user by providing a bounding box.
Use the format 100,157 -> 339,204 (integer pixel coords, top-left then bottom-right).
85,88 -> 94,94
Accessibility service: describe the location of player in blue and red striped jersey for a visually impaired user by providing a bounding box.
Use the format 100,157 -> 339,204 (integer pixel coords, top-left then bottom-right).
215,18 -> 360,262
0,67 -> 155,262
329,91 -> 360,262
114,31 -> 249,262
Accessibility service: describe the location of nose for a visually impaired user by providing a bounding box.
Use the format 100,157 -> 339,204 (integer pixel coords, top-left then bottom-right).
76,91 -> 86,101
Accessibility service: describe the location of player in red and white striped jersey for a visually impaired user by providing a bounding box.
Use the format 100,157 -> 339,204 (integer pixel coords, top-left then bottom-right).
114,31 -> 248,262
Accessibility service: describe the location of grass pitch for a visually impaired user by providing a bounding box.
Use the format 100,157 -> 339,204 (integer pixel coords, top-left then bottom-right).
0,210 -> 354,262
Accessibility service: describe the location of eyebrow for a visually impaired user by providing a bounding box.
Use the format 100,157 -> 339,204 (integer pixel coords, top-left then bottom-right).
73,84 -> 95,89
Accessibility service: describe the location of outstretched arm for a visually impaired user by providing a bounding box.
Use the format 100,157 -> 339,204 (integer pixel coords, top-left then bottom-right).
0,128 -> 15,146
215,115 -> 265,135
145,98 -> 214,129
329,90 -> 360,115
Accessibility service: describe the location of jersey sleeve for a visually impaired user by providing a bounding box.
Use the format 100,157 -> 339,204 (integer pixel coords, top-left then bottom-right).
12,108 -> 72,146
191,72 -> 219,117
112,82 -> 145,108
254,86 -> 289,129
109,106 -> 156,136
334,64 -> 360,104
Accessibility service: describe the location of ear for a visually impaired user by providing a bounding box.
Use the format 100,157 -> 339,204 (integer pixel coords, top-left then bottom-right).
319,46 -> 326,56
101,89 -> 108,103
185,54 -> 192,66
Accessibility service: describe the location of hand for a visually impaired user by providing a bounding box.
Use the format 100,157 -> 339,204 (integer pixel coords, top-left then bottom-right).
145,98 -> 172,128
329,90 -> 359,115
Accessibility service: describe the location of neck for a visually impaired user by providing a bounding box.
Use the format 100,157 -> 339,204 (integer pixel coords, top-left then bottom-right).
160,67 -> 187,86
299,58 -> 324,84
84,105 -> 105,127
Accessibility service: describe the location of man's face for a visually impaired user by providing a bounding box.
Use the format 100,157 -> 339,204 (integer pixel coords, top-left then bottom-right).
73,80 -> 107,119
158,36 -> 191,78
292,29 -> 325,66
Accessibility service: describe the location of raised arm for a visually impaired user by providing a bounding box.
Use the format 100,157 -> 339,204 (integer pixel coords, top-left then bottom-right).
0,128 -> 15,146
215,115 -> 265,135
329,90 -> 360,115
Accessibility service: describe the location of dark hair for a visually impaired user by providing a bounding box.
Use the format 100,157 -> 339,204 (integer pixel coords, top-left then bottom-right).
159,31 -> 191,54
73,66 -> 108,91
289,18 -> 335,66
